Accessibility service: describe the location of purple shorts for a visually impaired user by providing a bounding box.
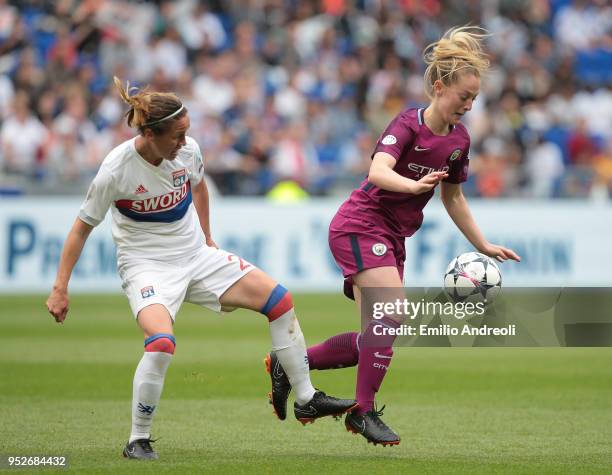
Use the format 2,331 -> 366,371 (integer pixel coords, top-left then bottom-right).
328,212 -> 405,300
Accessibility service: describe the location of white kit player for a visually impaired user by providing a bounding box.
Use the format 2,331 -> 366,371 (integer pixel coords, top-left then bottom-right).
46,77 -> 356,460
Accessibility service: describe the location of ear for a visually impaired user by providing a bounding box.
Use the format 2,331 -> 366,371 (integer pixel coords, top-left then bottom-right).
143,127 -> 154,139
433,80 -> 445,97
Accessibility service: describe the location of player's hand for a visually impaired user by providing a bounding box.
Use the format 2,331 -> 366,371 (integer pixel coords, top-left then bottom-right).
412,171 -> 448,194
46,288 -> 69,324
205,236 -> 218,249
479,243 -> 521,263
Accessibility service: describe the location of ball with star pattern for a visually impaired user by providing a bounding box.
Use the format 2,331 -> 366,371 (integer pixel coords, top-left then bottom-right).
444,252 -> 502,304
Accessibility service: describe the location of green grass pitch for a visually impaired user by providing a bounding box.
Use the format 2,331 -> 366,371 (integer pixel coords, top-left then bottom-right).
1,293 -> 611,474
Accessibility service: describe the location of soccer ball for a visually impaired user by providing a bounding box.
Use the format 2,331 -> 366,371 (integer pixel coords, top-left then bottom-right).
444,252 -> 502,303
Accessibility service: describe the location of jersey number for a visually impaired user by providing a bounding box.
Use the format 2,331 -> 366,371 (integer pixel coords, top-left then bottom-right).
227,254 -> 252,271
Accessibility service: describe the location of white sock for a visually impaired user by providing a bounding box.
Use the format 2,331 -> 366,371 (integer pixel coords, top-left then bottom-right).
269,309 -> 316,405
130,351 -> 172,442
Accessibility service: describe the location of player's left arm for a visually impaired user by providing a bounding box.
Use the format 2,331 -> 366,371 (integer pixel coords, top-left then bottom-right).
191,179 -> 217,248
440,182 -> 520,263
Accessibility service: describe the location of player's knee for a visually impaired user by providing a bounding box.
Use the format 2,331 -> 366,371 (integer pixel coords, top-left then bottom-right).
144,333 -> 176,354
260,284 -> 294,322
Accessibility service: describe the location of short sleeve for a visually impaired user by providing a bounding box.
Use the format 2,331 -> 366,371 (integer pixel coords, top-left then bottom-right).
187,138 -> 205,186
78,167 -> 115,226
371,112 -> 415,161
444,145 -> 470,184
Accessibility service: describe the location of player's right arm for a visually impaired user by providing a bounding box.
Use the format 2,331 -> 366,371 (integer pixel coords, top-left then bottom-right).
369,152 -> 447,194
47,163 -> 115,323
46,218 -> 94,323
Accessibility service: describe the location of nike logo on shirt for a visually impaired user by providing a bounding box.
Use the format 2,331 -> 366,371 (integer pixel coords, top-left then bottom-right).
414,145 -> 430,152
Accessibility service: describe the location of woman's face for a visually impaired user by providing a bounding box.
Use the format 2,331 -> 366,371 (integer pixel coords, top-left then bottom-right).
434,72 -> 481,125
147,114 -> 190,161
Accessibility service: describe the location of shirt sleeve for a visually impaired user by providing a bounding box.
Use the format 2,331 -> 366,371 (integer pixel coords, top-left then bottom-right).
444,144 -> 470,184
187,138 -> 205,186
78,166 -> 115,226
371,112 -> 415,161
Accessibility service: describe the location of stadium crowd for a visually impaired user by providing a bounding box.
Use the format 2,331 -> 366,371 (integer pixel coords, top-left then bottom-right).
0,0 -> 610,199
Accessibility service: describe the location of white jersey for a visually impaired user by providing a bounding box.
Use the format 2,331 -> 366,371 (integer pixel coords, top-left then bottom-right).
79,136 -> 206,267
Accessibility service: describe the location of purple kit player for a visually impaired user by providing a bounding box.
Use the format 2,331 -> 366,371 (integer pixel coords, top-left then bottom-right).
264,27 -> 521,446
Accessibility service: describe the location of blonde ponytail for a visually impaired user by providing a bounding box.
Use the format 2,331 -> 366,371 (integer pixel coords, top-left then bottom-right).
113,76 -> 185,133
423,26 -> 490,99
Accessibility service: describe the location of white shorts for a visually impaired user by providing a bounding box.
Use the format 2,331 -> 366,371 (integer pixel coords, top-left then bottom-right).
118,246 -> 256,320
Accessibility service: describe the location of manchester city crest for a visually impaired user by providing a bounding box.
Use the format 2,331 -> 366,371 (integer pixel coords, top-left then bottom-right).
372,243 -> 387,256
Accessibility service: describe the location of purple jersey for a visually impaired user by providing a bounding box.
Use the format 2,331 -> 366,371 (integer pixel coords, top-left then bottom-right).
338,108 -> 470,237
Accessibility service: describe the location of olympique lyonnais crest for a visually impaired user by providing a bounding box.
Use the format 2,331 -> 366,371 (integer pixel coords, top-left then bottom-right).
172,169 -> 187,188
141,286 -> 155,298
449,149 -> 462,161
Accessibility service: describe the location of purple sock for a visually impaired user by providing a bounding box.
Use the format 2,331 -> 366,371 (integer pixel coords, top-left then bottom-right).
307,332 -> 360,370
355,317 -> 400,415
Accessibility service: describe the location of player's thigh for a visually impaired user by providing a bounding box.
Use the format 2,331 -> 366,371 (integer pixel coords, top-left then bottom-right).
353,266 -> 405,322
219,268 -> 279,312
353,285 -> 361,308
353,266 -> 403,288
353,284 -> 367,320
185,247 -> 256,313
137,304 -> 174,338
119,258 -> 188,323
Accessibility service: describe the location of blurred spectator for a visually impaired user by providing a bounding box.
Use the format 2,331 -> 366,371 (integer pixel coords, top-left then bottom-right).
525,134 -> 565,198
193,52 -> 236,117
472,138 -> 514,198
0,73 -> 14,119
592,145 -> 612,200
337,129 -> 376,188
0,0 -> 25,62
0,90 -> 48,177
568,118 -> 599,166
46,114 -> 88,184
0,0 -> 18,43
0,0 -> 609,199
554,0 -> 607,52
151,27 -> 188,81
177,1 -> 228,55
47,25 -> 79,79
270,121 -> 320,190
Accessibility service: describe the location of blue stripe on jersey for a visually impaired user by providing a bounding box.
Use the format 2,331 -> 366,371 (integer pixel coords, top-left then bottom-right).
115,188 -> 192,223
